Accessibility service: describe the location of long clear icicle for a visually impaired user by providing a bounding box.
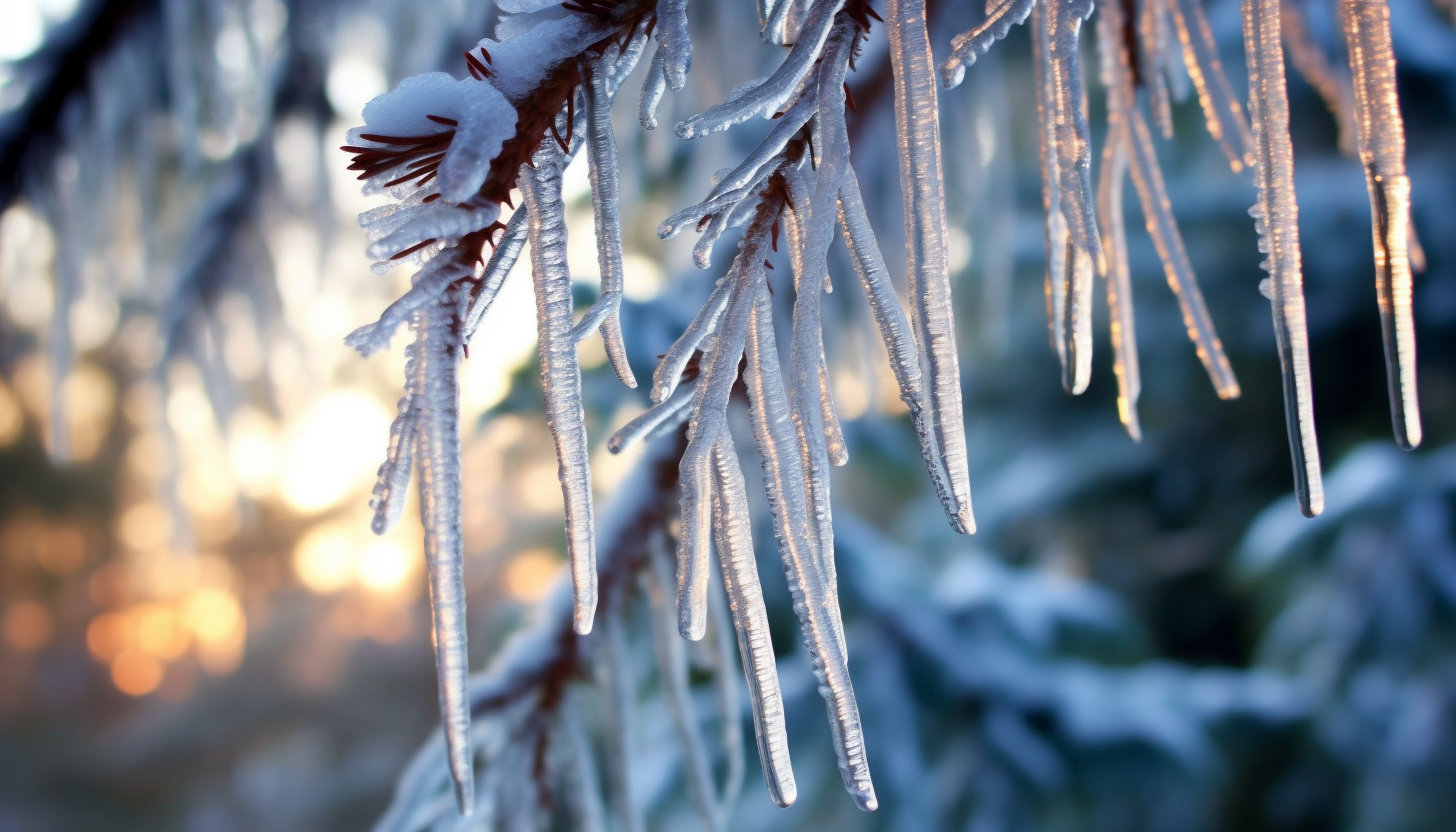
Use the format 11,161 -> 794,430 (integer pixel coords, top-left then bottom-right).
520,145 -> 599,632
1340,0 -> 1421,449
1244,0 -> 1324,516
887,0 -> 975,535
643,533 -> 719,830
1031,3 -> 1071,380
742,283 -> 876,811
1095,1 -> 1143,440
413,285 -> 474,814
782,166 -> 837,594
1173,0 -> 1257,171
710,440 -> 795,807
1042,0 -> 1101,395
1127,107 -> 1242,399
580,56 -> 637,388
1096,125 -> 1142,440
838,174 -> 965,515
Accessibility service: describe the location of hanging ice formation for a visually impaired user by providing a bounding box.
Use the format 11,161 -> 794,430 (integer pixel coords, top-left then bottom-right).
341,0 -> 1428,816
939,0 -> 1422,514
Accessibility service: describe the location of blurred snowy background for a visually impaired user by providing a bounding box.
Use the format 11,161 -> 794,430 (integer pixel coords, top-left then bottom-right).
0,0 -> 1454,830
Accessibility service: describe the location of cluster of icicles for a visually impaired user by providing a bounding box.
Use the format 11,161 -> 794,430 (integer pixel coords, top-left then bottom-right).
341,0 -> 1424,817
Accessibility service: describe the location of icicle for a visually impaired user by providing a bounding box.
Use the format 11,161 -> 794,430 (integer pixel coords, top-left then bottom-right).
887,0 -> 975,535
1095,5 -> 1142,440
675,0 -> 845,139
520,146 -> 599,632
639,47 -> 669,130
463,212 -> 528,344
644,532 -> 720,830
838,174 -> 970,518
938,0 -> 1037,88
580,56 -> 637,388
781,165 -> 837,584
1244,0 -> 1323,516
710,438 -> 796,807
413,284 -> 474,815
1173,0 -> 1257,171
656,0 -> 693,91
742,284 -> 876,812
1127,108 -> 1241,399
596,603 -> 643,832
677,214 -> 769,641
1030,3 -> 1070,379
371,334 -> 422,533
1341,0 -> 1421,450
802,22 -> 855,470
652,278 -> 733,403
608,387 -> 695,453
1097,128 -> 1143,441
706,562 -> 747,814
1042,0 -> 1100,395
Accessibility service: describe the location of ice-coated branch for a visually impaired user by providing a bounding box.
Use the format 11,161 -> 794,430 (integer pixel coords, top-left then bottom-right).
1244,0 -> 1324,516
887,0 -> 975,534
674,0 -> 846,138
520,142 -> 600,632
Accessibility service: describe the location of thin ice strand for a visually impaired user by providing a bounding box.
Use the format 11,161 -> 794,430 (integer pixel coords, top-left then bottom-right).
1127,107 -> 1241,399
1173,0 -> 1257,171
1096,127 -> 1143,440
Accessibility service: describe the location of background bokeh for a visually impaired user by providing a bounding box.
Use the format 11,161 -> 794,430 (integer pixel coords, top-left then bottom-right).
1,0 -> 1454,830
